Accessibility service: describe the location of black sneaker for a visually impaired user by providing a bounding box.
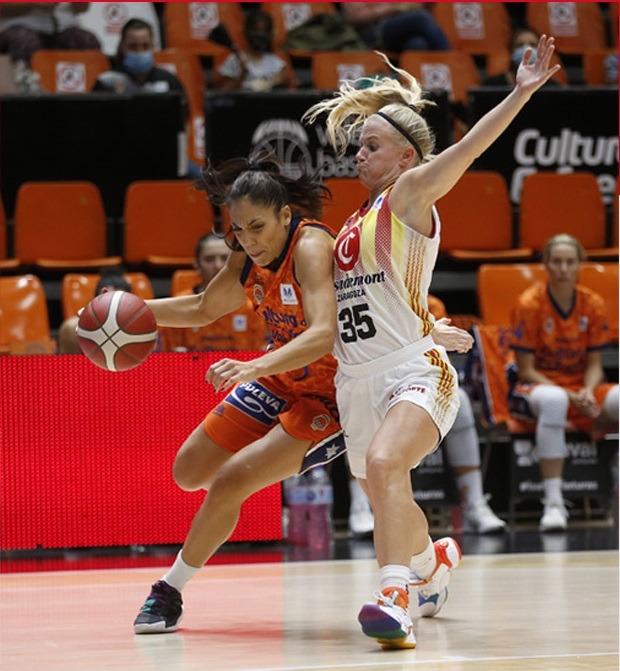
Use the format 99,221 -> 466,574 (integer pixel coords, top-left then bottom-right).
133,580 -> 184,634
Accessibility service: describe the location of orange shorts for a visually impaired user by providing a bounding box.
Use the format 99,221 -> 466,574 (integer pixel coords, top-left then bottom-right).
203,375 -> 345,473
511,382 -> 616,430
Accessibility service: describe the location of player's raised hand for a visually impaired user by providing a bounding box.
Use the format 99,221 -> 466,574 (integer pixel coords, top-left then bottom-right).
516,34 -> 562,95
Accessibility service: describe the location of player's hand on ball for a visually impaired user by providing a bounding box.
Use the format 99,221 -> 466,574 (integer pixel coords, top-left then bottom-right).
206,358 -> 261,392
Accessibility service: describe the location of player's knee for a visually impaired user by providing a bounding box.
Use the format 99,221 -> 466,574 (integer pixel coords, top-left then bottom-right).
173,457 -> 206,492
532,385 -> 569,426
603,385 -> 619,422
451,387 -> 475,432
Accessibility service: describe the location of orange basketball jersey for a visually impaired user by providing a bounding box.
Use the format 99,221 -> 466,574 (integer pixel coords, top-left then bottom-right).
511,283 -> 611,389
240,218 -> 338,395
158,292 -> 269,352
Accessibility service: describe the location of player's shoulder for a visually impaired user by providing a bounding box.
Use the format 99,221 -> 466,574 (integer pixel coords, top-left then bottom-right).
576,283 -> 605,308
517,282 -> 546,308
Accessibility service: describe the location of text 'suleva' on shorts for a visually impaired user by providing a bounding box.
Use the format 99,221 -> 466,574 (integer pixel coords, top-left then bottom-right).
203,374 -> 345,473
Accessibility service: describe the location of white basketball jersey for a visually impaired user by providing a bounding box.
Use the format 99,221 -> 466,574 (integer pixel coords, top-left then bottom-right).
333,187 -> 440,366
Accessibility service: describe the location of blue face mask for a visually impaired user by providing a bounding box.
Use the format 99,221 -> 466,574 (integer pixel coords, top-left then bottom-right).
511,45 -> 537,68
123,51 -> 154,75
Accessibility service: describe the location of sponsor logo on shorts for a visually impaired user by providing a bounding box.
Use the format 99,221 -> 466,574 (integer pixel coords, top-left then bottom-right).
390,384 -> 427,401
310,413 -> 331,432
226,381 -> 286,426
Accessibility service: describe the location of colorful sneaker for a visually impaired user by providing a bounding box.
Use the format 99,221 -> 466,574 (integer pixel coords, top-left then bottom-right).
411,537 -> 462,618
133,580 -> 184,634
358,587 -> 416,649
462,497 -> 507,534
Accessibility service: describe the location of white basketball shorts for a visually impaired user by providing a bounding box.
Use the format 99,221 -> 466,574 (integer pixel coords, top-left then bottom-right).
335,336 -> 460,479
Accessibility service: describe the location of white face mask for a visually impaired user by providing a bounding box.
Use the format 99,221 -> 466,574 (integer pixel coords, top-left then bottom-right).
511,45 -> 537,68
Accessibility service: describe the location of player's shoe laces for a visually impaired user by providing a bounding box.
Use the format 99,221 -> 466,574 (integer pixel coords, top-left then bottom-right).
539,500 -> 569,532
462,497 -> 507,534
133,580 -> 184,634
358,586 -> 416,649
411,537 -> 462,618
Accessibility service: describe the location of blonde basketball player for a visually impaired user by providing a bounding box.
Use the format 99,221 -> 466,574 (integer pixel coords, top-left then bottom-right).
304,34 -> 561,649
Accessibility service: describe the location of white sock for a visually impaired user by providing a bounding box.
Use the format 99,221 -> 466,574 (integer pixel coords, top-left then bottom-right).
456,470 -> 485,507
409,537 -> 436,581
379,564 -> 410,593
162,551 -> 202,592
543,477 -> 563,505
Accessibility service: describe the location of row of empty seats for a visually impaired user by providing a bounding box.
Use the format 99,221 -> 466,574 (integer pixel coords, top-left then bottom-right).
1,172 -> 617,273
2,261 -> 617,355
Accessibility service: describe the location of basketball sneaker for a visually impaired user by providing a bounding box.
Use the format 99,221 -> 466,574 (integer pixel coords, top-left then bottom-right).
411,537 -> 462,618
539,500 -> 568,532
358,587 -> 416,649
133,580 -> 184,634
462,497 -> 507,534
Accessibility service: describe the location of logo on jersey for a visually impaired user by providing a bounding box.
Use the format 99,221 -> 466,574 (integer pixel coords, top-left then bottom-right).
310,413 -> 331,432
543,317 -> 555,334
335,227 -> 360,271
280,283 -> 298,305
253,284 -> 264,304
578,316 -> 588,332
226,381 -> 286,426
232,315 -> 248,332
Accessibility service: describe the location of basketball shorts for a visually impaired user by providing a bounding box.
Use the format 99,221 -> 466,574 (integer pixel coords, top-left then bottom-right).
203,374 -> 345,474
335,336 -> 460,479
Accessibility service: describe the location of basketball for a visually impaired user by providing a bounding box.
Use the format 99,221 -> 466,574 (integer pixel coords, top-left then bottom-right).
77,291 -> 158,372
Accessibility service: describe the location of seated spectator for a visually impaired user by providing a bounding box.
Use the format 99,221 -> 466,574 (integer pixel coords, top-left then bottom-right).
158,233 -> 271,352
0,2 -> 100,64
342,2 -> 450,53
216,10 -> 296,91
510,234 -> 619,532
483,25 -> 561,87
349,294 -> 506,536
93,18 -> 183,94
58,270 -> 131,354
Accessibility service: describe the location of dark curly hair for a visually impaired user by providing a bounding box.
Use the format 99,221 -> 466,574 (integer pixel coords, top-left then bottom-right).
196,151 -> 330,251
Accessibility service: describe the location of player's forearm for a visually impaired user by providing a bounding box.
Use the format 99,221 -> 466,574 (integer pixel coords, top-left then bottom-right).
145,295 -> 211,328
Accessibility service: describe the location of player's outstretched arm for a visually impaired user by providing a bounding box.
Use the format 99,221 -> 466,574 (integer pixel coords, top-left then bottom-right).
394,34 -> 561,215
146,252 -> 247,328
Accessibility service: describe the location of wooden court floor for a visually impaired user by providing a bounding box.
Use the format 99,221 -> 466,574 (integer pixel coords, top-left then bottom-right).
1,550 -> 618,671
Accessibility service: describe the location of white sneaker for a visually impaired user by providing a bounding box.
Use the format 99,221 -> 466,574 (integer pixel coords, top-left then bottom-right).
462,497 -> 507,534
358,587 -> 416,649
411,537 -> 462,618
540,501 -> 568,532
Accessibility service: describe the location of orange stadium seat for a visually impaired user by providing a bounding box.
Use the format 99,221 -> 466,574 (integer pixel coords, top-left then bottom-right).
0,274 -> 55,354
164,3 -> 247,58
261,2 -> 337,53
31,49 -> 110,93
171,269 -> 202,296
519,172 -> 611,258
477,263 -> 547,326
123,180 -> 214,267
526,3 -> 606,55
582,49 -> 617,86
0,197 -> 20,271
311,51 -> 390,90
485,48 -> 568,85
432,3 -> 511,56
154,49 -> 206,164
322,178 -> 369,234
61,272 -> 155,321
437,171 -> 533,262
400,50 -> 480,105
14,182 -> 121,270
578,262 -> 619,341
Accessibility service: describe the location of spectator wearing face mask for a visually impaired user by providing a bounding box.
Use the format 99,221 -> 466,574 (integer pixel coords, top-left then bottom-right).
216,9 -> 296,91
93,18 -> 184,94
483,25 -> 561,87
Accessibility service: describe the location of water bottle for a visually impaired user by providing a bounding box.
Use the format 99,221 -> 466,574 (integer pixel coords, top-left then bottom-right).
307,467 -> 333,550
284,474 -> 310,546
